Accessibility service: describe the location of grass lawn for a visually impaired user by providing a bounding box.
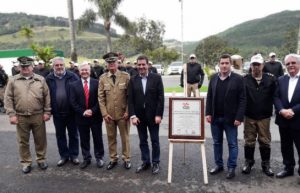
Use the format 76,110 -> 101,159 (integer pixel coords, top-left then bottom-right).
164,86 -> 208,93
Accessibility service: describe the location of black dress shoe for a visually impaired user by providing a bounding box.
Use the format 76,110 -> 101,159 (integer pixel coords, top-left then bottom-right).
22,165 -> 31,174
136,163 -> 151,173
209,166 -> 224,175
96,159 -> 104,168
152,163 -> 160,174
262,166 -> 274,177
106,161 -> 118,170
38,162 -> 48,170
80,160 -> 91,169
71,158 -> 80,165
276,169 -> 294,178
124,161 -> 131,169
57,159 -> 68,167
226,168 -> 236,179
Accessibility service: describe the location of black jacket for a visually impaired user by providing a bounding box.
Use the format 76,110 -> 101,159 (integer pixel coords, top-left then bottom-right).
244,73 -> 277,120
206,72 -> 246,125
46,70 -> 79,115
0,69 -> 8,87
128,73 -> 164,125
69,78 -> 102,125
263,61 -> 284,78
180,62 -> 205,87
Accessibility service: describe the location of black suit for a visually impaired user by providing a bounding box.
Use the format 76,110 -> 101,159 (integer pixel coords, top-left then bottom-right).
274,74 -> 300,171
70,78 -> 104,161
128,73 -> 164,164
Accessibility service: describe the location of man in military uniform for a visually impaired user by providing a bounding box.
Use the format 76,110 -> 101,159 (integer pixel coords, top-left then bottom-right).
98,52 -> 131,170
4,56 -> 51,174
242,54 -> 277,176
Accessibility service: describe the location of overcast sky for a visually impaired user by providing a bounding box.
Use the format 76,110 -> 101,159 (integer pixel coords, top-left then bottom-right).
2,0 -> 299,41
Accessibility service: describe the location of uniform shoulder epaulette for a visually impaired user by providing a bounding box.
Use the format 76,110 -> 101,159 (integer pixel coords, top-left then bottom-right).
120,71 -> 129,76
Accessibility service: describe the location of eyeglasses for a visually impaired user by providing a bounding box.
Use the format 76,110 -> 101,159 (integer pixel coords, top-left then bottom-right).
54,64 -> 64,67
285,61 -> 297,66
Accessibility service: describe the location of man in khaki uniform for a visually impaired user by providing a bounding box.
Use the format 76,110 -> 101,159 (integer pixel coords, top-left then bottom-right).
98,52 -> 131,170
4,56 -> 51,174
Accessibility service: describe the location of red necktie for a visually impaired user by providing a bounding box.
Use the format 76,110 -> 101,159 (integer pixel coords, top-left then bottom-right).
84,80 -> 89,108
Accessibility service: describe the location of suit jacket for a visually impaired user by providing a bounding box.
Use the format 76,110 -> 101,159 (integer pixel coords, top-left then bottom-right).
205,72 -> 246,125
70,78 -> 102,125
274,74 -> 300,128
128,73 -> 164,125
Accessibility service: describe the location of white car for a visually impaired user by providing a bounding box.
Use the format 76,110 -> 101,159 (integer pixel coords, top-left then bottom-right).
167,61 -> 183,75
153,64 -> 164,75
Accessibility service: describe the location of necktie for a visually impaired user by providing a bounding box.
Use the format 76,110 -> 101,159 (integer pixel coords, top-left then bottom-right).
84,80 -> 89,108
111,74 -> 116,84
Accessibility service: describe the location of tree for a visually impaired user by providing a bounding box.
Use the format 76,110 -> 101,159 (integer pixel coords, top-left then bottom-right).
78,0 -> 131,52
131,17 -> 165,52
280,27 -> 298,56
31,44 -> 56,66
145,47 -> 179,66
67,0 -> 77,62
195,35 -> 238,67
19,26 -> 34,46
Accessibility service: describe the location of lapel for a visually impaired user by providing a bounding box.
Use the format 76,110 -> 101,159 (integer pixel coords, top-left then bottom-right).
212,74 -> 218,97
135,75 -> 145,96
79,79 -> 86,104
290,76 -> 300,104
115,70 -> 121,86
224,73 -> 233,97
283,75 -> 290,103
145,73 -> 152,96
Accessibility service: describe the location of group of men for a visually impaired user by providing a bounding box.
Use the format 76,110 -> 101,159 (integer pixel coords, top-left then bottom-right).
205,53 -> 300,183
3,52 -> 164,175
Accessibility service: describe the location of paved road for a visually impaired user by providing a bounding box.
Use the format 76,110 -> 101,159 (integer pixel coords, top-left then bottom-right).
162,75 -> 209,88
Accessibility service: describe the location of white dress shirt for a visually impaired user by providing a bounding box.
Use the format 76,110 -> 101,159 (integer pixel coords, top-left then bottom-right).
288,72 -> 300,102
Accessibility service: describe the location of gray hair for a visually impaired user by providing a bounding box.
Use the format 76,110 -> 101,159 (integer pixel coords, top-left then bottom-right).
284,54 -> 300,64
79,62 -> 91,71
51,57 -> 65,65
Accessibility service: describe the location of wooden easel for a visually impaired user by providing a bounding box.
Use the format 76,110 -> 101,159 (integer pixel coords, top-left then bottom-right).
167,139 -> 208,184
167,97 -> 208,184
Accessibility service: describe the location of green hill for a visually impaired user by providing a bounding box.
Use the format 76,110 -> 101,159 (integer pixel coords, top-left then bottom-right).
165,10 -> 300,60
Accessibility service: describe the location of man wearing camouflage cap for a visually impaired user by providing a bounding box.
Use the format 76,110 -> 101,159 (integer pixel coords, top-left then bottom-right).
4,56 -> 51,174
98,52 -> 131,170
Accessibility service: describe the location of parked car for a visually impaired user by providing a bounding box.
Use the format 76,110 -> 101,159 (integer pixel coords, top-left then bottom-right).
153,64 -> 164,75
167,61 -> 183,75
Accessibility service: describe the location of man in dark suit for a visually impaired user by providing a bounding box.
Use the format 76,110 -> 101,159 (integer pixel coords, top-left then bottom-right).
206,54 -> 246,179
70,62 -> 104,169
274,54 -> 300,182
128,55 -> 164,174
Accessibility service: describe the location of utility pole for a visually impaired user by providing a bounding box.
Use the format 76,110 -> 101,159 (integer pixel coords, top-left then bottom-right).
180,0 -> 184,62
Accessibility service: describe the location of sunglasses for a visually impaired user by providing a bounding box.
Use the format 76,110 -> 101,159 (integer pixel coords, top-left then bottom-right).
285,61 -> 297,66
252,63 -> 262,66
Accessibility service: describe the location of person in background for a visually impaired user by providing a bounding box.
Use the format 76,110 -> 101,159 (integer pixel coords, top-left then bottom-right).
98,52 -> 131,170
148,61 -> 158,74
128,55 -> 164,175
70,62 -> 104,169
263,52 -> 284,78
274,54 -> 300,183
206,54 -> 246,179
242,54 -> 276,177
93,59 -> 104,79
180,54 -> 205,97
0,64 -> 8,113
11,61 -> 20,76
46,57 -> 80,167
4,56 -> 51,174
34,60 -> 50,78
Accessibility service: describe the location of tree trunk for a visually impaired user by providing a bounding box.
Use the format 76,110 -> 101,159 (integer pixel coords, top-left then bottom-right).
104,21 -> 112,52
67,0 -> 77,62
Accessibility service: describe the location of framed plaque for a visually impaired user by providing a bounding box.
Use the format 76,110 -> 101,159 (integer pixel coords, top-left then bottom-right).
168,97 -> 205,140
